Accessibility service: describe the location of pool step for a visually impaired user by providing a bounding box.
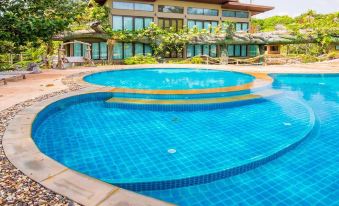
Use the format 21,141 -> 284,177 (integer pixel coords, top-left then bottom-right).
105,89 -> 282,110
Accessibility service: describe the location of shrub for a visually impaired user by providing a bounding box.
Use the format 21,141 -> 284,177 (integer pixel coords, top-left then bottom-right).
124,55 -> 158,65
190,56 -> 203,64
327,51 -> 339,59
167,57 -> 204,64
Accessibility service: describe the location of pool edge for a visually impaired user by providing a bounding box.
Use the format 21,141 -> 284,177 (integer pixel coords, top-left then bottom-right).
2,89 -> 175,206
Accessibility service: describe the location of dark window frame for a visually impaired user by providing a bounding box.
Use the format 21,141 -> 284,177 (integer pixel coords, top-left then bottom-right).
235,22 -> 249,32
91,42 -> 108,60
227,44 -> 248,57
222,10 -> 249,18
188,19 -> 219,33
158,5 -> 184,14
187,44 -> 218,58
113,43 -> 153,60
112,1 -> 154,12
158,18 -> 184,31
188,7 -> 219,16
112,15 -> 154,31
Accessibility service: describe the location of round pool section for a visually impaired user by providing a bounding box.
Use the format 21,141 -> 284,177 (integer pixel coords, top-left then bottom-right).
32,93 -> 315,191
83,68 -> 255,90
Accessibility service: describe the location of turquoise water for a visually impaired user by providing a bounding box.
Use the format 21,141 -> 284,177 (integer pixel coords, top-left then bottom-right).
83,68 -> 255,89
32,72 -> 339,205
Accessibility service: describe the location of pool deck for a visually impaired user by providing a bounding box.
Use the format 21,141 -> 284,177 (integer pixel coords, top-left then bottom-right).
0,62 -> 338,205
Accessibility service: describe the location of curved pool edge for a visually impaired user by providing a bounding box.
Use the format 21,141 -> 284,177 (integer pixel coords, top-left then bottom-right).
30,92 -> 316,192
80,68 -> 273,95
2,89 -> 175,206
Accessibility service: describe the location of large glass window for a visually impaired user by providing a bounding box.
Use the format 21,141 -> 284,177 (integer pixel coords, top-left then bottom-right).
222,10 -> 249,18
113,1 -> 153,11
188,44 -> 218,57
135,43 -> 144,55
158,18 -> 183,31
113,43 -> 123,60
158,5 -> 184,14
91,43 -> 100,59
134,3 -> 153,11
124,43 -> 133,58
188,7 -> 218,16
113,43 -> 153,59
227,45 -> 248,57
135,18 -> 144,30
74,43 -> 83,57
210,45 -> 217,57
113,2 -> 133,10
249,45 -> 259,57
227,45 -> 235,56
112,16 -> 123,30
236,11 -> 249,18
100,42 -> 108,59
235,22 -> 249,32
188,20 -> 218,32
123,17 -> 133,31
113,16 -> 153,31
187,45 -> 194,58
92,42 -> 108,60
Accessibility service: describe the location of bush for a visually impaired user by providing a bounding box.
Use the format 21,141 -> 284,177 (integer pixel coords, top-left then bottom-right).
124,55 -> 158,65
167,56 -> 204,64
327,51 -> 339,59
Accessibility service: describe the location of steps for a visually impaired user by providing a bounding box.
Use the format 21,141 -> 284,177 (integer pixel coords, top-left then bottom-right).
105,89 -> 282,111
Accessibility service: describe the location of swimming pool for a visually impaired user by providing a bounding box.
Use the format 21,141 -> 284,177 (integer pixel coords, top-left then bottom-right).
83,68 -> 255,90
32,69 -> 338,205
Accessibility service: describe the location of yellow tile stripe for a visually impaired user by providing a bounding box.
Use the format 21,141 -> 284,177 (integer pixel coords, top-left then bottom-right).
107,90 -> 280,105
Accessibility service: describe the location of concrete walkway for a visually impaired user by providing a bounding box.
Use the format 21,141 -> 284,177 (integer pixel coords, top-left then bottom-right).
1,62 -> 338,111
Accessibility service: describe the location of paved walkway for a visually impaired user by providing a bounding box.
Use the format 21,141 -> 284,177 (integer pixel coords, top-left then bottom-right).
1,62 -> 338,111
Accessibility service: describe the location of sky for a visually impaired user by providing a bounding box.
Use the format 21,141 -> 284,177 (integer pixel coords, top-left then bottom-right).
241,0 -> 339,18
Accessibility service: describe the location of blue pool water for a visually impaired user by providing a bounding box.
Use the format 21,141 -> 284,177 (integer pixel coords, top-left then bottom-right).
83,68 -> 255,89
32,71 -> 339,205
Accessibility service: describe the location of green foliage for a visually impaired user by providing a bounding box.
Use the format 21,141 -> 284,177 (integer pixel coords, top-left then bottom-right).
251,16 -> 295,32
253,10 -> 339,55
0,0 -> 86,51
123,55 -> 158,65
168,57 -> 204,64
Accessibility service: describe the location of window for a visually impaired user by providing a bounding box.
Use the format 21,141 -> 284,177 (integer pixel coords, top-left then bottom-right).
236,11 -> 249,18
113,43 -> 153,59
158,18 -> 183,31
235,22 -> 249,32
123,17 -> 133,31
73,43 -> 86,57
249,45 -> 259,57
187,44 -> 218,57
158,5 -> 184,14
92,42 -> 108,60
112,16 -> 154,31
113,43 -> 123,59
188,7 -> 218,16
270,45 -> 279,52
222,10 -> 249,18
113,1 -> 153,11
134,3 -> 153,11
227,45 -> 247,57
188,20 -> 218,32
336,45 -> 339,50
113,2 -> 133,10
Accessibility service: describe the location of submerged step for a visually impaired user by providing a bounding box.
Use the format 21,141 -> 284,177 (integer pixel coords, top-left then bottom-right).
105,89 -> 282,110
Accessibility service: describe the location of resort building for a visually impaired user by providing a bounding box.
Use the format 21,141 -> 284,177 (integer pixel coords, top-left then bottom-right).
61,0 -> 274,62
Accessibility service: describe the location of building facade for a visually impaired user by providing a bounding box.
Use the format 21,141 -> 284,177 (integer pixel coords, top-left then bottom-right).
64,0 -> 274,62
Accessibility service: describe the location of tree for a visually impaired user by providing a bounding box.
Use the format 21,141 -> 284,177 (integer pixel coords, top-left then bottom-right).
0,0 -> 87,52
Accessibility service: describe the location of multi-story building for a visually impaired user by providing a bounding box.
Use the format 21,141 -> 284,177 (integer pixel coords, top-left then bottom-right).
63,0 -> 274,62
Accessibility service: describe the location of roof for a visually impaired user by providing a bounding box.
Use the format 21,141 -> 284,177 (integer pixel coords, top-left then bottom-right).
94,0 -> 274,15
